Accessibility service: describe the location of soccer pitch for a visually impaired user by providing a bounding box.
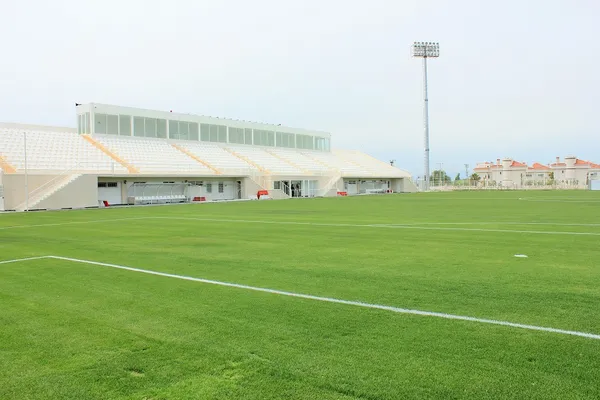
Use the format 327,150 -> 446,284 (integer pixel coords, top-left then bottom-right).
1,191 -> 600,399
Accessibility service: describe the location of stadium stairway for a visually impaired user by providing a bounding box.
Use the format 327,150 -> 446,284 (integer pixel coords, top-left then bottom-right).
223,147 -> 271,175
0,154 -> 17,173
170,143 -> 222,175
15,173 -> 82,211
81,135 -> 140,174
300,152 -> 339,172
263,149 -> 311,175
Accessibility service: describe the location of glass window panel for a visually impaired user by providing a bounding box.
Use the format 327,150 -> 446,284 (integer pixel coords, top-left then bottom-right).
77,115 -> 83,134
189,123 -> 199,141
218,125 -> 227,143
276,132 -> 282,147
179,121 -> 189,140
297,134 -> 315,150
106,114 -> 118,135
156,119 -> 167,138
85,113 -> 91,134
134,117 -> 145,137
145,118 -> 156,137
244,128 -> 252,144
168,120 -> 178,139
209,125 -> 219,142
200,124 -> 210,141
119,115 -> 131,136
95,113 -> 107,134
253,130 -> 261,146
267,131 -> 275,146
228,127 -> 240,144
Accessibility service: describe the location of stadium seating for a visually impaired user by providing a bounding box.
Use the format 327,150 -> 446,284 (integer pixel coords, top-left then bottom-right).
300,150 -> 370,176
225,146 -> 304,175
0,126 -> 409,179
268,148 -> 334,174
333,149 -> 406,176
0,128 -> 128,173
95,135 -> 214,174
178,142 -> 252,173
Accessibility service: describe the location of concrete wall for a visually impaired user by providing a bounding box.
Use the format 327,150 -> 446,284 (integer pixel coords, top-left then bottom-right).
242,177 -> 264,199
98,176 -> 246,203
393,178 -> 418,193
37,175 -> 98,210
3,174 -> 61,210
2,173 -> 97,210
0,172 -> 4,211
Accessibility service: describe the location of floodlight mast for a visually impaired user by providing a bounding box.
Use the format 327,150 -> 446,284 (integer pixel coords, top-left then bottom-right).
412,42 -> 439,191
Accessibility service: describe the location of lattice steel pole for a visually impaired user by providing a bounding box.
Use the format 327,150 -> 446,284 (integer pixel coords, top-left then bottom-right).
412,42 -> 439,191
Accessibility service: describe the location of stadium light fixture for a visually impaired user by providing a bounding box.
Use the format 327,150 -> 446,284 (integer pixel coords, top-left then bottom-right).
412,41 -> 439,191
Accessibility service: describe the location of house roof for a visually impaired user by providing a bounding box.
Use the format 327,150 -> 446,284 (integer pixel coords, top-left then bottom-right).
473,162 -> 494,171
511,161 -> 528,168
529,162 -> 551,171
474,158 -> 599,171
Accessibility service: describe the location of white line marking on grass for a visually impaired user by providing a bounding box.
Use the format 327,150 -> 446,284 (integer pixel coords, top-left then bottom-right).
0,217 -> 151,231
381,222 -> 600,227
3,255 -> 597,341
519,198 -> 600,203
0,256 -> 51,265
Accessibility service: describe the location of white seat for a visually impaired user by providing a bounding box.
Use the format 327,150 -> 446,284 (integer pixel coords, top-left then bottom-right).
95,135 -> 215,174
0,128 -> 127,173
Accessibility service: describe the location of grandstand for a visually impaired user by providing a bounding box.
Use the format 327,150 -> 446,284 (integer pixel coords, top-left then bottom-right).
0,103 -> 415,211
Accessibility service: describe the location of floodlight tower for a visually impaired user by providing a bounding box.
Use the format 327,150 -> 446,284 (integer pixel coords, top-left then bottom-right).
412,42 -> 439,191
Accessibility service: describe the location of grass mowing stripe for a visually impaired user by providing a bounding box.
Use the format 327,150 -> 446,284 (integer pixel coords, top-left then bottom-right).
157,217 -> 600,236
5,255 -> 600,341
0,217 -> 148,230
3,215 -> 600,235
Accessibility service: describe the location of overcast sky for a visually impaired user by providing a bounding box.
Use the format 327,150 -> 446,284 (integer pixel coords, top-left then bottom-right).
1,0 -> 598,177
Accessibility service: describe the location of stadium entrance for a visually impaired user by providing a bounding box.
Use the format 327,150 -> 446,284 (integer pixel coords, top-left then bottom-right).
275,180 -> 318,197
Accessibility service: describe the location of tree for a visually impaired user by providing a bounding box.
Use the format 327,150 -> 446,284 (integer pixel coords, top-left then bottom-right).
430,170 -> 452,185
454,173 -> 461,182
470,173 -> 481,182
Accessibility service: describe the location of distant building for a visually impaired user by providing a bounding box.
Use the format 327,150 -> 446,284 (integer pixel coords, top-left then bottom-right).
473,156 -> 600,188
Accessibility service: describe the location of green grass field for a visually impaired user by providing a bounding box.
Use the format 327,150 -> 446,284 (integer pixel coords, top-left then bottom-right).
1,191 -> 600,399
